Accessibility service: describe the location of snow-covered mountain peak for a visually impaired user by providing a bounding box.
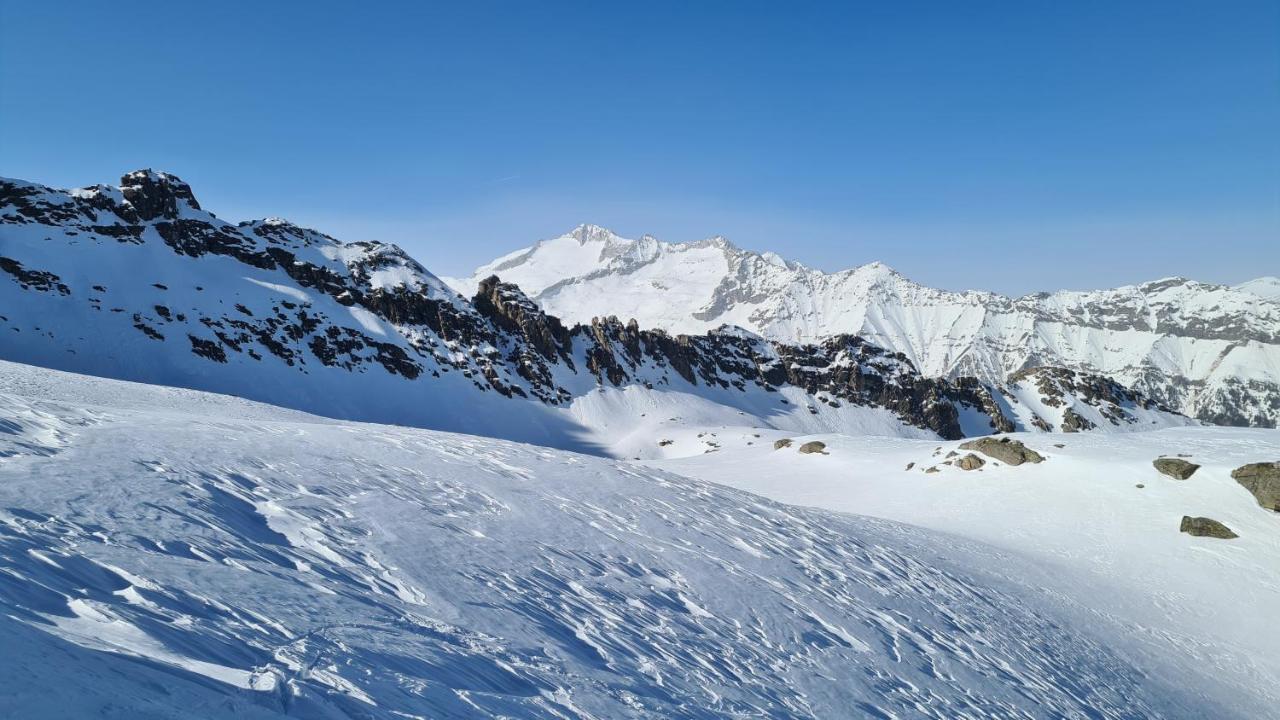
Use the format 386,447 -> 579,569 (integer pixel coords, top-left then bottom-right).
455,227 -> 1280,427
566,222 -> 625,245
760,250 -> 788,268
1236,276 -> 1280,301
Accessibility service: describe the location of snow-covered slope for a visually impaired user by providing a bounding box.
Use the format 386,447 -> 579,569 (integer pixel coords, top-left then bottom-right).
1235,276 -> 1280,301
449,225 -> 1280,428
1,171 -> 1191,453
654,425 -> 1280,717
0,360 -> 1257,718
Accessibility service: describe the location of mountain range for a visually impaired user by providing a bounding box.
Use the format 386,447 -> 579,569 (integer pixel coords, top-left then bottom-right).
449,224 -> 1280,428
0,170 -> 1203,457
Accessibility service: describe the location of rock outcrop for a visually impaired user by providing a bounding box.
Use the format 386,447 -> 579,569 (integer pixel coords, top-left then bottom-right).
956,454 -> 985,471
1230,462 -> 1280,511
1179,516 -> 1238,539
798,441 -> 827,455
1153,458 -> 1200,480
958,437 -> 1045,466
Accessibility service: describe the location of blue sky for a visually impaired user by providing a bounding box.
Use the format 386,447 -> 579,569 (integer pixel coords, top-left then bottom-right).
2,1 -> 1276,294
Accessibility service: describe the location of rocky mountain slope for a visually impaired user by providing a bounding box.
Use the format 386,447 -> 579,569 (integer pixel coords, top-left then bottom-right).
449,225 -> 1280,428
1,171 -> 1191,453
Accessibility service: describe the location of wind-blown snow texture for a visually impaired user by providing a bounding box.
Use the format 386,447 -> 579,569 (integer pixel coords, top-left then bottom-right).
449,224 -> 1280,428
0,171 -> 1193,453
0,361 -> 1247,718
656,423 -> 1280,717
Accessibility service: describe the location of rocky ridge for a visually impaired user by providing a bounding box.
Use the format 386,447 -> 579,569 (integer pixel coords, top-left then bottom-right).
449,225 -> 1280,428
1,171 -> 1191,447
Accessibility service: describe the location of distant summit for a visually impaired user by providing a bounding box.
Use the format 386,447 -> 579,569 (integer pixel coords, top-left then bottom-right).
448,225 -> 1280,428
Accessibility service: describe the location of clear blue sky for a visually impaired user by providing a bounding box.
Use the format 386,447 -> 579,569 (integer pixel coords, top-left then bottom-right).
2,1 -> 1276,294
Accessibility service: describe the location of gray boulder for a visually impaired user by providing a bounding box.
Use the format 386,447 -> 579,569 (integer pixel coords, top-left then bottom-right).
798,441 -> 827,455
959,437 -> 1045,466
956,454 -> 986,471
1153,458 -> 1199,480
773,438 -> 792,450
1230,462 -> 1280,511
1180,516 -> 1238,539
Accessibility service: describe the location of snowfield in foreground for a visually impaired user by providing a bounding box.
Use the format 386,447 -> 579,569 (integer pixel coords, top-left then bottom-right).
654,425 -> 1280,716
0,361 -> 1270,718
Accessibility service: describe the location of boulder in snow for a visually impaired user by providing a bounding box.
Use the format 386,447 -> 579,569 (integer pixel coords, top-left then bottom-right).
959,437 -> 1045,466
1231,462 -> 1280,511
1153,458 -> 1200,480
1180,516 -> 1238,539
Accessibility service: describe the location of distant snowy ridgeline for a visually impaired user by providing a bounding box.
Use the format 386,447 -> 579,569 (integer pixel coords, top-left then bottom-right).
450,224 -> 1280,428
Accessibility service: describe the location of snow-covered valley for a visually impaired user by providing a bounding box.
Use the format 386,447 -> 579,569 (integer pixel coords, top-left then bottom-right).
4,360 -> 1264,718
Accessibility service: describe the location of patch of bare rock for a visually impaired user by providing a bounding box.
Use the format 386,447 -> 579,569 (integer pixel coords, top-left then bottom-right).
798,441 -> 828,455
1231,462 -> 1280,511
959,437 -> 1045,466
1180,516 -> 1237,539
1153,458 -> 1200,480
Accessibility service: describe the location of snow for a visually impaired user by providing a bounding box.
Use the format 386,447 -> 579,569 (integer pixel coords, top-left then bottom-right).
1234,276 -> 1280,301
347,305 -> 388,336
0,360 -> 1261,718
653,427 -> 1280,716
244,276 -> 313,303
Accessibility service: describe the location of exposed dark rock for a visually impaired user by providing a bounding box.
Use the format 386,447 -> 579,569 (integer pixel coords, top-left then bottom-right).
120,169 -> 201,221
1153,458 -> 1200,480
956,454 -> 985,471
773,439 -> 793,450
473,276 -> 573,363
1180,516 -> 1237,539
798,441 -> 827,455
188,335 -> 227,363
1009,366 -> 1185,429
1230,462 -> 1280,511
1061,408 -> 1096,433
959,437 -> 1045,466
0,257 -> 70,295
